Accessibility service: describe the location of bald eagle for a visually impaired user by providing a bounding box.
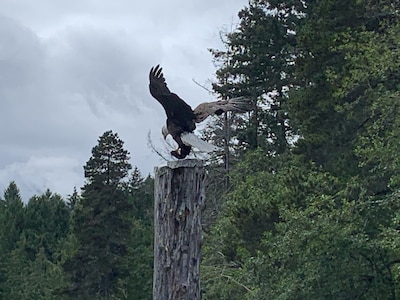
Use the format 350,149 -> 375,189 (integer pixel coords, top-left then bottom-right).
149,65 -> 250,159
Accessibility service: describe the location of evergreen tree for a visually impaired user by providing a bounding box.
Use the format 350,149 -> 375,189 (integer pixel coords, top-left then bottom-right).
288,0 -> 400,183
0,181 -> 24,253
0,188 -> 71,299
202,0 -> 400,298
127,171 -> 154,300
327,1 -> 400,195
0,182 -> 24,298
210,0 -> 302,153
23,190 -> 70,261
64,130 -> 132,299
203,0 -> 305,227
67,187 -> 80,211
5,245 -> 68,300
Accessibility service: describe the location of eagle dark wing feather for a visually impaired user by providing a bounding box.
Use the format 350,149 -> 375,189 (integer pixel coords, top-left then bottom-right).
149,65 -> 196,132
149,65 -> 172,103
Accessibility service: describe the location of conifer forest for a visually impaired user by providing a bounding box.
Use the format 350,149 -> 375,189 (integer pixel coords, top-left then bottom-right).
1,0 -> 400,299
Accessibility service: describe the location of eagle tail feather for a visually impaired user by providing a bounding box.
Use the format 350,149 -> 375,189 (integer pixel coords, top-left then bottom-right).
181,132 -> 220,153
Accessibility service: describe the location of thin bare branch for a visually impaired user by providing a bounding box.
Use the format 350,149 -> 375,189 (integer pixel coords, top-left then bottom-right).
192,78 -> 213,94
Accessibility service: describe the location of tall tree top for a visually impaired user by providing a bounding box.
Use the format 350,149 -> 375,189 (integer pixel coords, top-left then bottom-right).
3,181 -> 23,207
83,130 -> 132,187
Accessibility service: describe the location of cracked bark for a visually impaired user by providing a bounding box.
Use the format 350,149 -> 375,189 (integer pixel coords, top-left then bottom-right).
153,159 -> 205,300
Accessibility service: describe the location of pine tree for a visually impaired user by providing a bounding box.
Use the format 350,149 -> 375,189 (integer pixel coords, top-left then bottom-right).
287,0 -> 400,181
127,174 -> 154,300
0,182 -> 24,298
66,187 -> 80,211
0,181 -> 24,253
5,245 -> 68,300
0,188 -> 71,299
64,130 -> 132,299
23,190 -> 70,261
202,0 -> 400,298
204,0 -> 305,223
210,0 -> 302,153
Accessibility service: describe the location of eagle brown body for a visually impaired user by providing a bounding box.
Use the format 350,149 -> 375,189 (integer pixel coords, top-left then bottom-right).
149,65 -> 250,159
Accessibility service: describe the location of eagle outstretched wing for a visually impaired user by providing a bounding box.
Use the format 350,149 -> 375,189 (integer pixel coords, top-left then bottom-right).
193,97 -> 252,123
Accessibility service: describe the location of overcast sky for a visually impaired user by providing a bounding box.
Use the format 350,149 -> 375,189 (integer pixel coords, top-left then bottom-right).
0,0 -> 248,201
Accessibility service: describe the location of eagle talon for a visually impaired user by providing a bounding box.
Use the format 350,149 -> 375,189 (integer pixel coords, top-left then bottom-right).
171,150 -> 179,159
171,145 -> 191,159
171,150 -> 184,159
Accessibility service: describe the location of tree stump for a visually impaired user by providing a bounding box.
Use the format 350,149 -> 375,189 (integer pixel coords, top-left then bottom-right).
153,159 -> 205,300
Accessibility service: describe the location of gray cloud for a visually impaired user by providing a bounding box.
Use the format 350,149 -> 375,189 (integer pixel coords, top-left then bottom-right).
0,0 -> 246,201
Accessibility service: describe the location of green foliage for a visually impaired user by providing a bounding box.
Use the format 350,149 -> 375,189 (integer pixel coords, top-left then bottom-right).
202,153 -> 341,298
202,0 -> 400,298
84,131 -> 132,187
0,181 -> 24,253
335,21 -> 400,193
0,188 -> 71,299
252,197 -> 399,299
0,182 -> 24,298
204,154 -> 400,298
24,190 -> 71,261
210,0 -> 300,153
127,173 -> 154,300
127,219 -> 153,300
290,0 -> 400,181
5,246 -> 69,300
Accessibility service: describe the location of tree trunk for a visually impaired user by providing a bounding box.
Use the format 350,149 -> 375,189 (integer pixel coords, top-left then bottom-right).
153,159 -> 205,300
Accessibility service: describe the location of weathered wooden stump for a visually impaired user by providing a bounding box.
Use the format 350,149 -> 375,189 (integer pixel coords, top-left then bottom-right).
153,159 -> 205,300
